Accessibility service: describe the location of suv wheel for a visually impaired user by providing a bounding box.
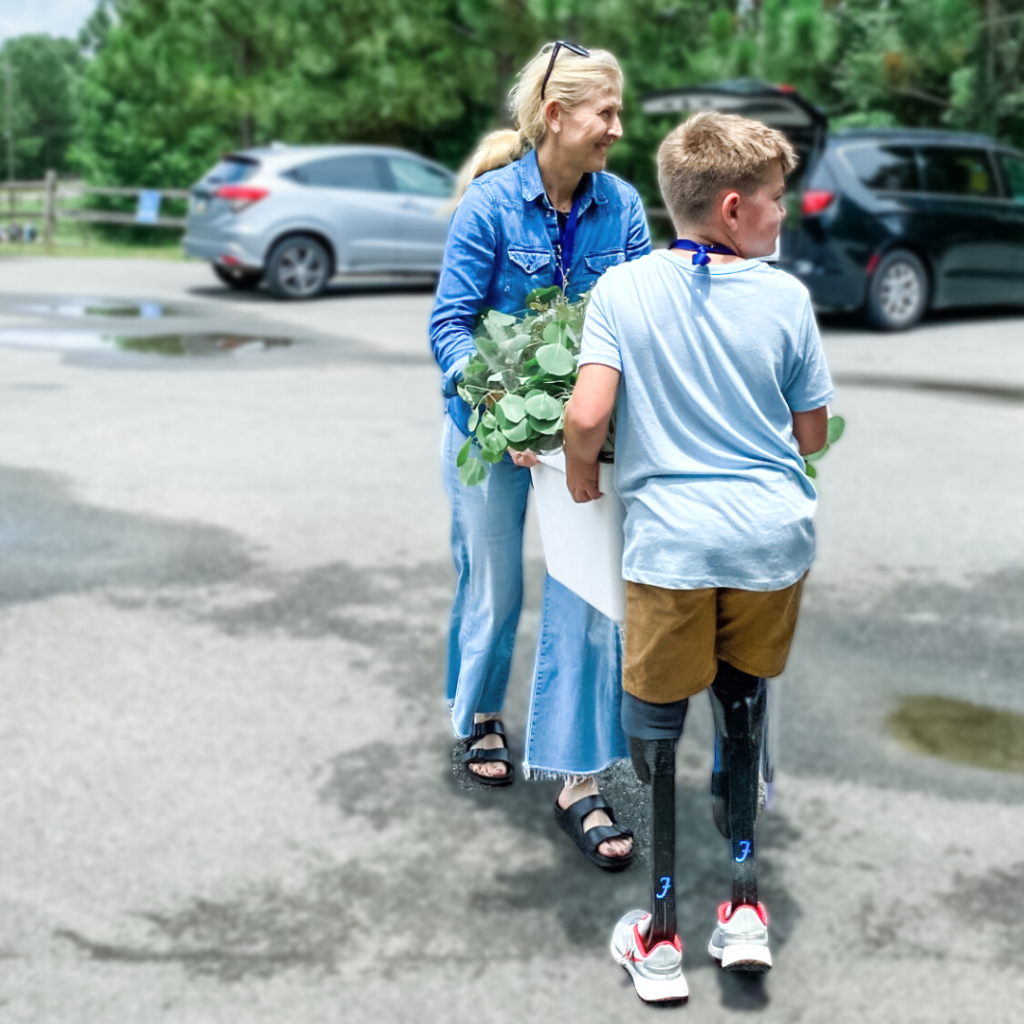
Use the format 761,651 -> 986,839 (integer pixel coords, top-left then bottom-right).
213,264 -> 264,290
266,235 -> 331,300
865,250 -> 928,331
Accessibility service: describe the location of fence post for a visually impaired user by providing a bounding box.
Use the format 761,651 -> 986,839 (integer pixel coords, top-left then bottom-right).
43,170 -> 56,247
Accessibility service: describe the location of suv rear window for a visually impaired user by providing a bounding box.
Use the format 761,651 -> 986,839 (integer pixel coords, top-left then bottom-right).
289,155 -> 385,191
919,147 -> 997,197
842,144 -> 919,192
204,158 -> 259,185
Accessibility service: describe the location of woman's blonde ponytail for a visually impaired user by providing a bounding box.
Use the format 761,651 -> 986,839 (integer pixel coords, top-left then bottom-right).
452,129 -> 531,203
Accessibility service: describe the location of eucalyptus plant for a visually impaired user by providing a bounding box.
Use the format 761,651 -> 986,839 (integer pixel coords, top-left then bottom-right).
804,415 -> 845,481
455,286 -> 596,487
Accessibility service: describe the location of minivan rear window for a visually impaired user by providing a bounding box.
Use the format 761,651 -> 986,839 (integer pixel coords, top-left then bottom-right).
919,147 -> 997,197
999,154 -> 1024,202
204,158 -> 259,185
842,144 -> 919,192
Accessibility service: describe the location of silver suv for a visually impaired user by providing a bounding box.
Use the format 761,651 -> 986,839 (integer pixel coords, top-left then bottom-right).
183,144 -> 455,299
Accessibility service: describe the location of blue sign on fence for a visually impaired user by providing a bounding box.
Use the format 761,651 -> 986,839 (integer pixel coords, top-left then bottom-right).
136,190 -> 162,224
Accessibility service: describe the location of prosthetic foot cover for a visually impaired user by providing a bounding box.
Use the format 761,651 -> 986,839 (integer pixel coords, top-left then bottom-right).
709,669 -> 767,909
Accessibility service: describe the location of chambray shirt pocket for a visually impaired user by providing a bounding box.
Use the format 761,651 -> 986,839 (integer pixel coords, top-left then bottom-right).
503,246 -> 553,301
580,248 -> 626,291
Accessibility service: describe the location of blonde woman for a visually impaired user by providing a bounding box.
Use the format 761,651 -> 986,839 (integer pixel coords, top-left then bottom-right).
430,42 -> 649,871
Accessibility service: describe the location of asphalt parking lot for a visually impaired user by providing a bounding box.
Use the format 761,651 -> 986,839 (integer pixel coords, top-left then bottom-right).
1,256 -> 1023,1023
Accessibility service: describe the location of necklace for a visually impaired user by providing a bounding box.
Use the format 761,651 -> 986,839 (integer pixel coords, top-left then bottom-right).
670,238 -> 738,266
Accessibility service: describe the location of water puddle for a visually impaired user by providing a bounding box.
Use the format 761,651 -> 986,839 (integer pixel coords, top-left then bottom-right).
14,299 -> 179,319
0,330 -> 294,358
887,695 -> 1024,773
834,373 -> 1024,404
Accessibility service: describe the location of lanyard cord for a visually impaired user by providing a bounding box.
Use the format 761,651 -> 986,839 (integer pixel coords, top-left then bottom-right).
554,198 -> 580,290
671,238 -> 738,266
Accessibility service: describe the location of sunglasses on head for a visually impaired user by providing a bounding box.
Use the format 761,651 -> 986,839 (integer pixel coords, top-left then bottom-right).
540,40 -> 590,101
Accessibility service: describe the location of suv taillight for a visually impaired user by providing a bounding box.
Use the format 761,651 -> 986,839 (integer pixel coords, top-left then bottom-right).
801,190 -> 835,216
215,185 -> 269,212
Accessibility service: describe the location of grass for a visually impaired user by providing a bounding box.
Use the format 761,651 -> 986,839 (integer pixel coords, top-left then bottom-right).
1,239 -> 192,260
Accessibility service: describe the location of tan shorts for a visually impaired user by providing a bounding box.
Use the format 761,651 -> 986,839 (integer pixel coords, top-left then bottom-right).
623,578 -> 805,704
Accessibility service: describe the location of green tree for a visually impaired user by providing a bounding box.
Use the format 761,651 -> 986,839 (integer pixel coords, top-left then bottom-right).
0,34 -> 83,180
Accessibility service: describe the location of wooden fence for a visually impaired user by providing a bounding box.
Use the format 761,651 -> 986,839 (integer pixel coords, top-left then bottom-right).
0,172 -> 190,244
1,173 -> 674,244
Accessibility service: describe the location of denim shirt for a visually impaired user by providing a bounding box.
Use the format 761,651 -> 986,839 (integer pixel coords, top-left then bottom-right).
430,148 -> 651,436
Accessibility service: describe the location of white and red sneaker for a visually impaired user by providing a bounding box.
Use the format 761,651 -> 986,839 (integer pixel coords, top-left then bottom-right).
610,910 -> 688,1004
708,901 -> 772,973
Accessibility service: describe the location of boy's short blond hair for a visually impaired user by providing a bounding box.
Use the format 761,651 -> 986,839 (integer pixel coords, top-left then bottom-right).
658,111 -> 797,228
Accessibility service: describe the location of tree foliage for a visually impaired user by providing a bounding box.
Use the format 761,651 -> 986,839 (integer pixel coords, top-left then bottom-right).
0,34 -> 83,180
4,0 -> 1021,203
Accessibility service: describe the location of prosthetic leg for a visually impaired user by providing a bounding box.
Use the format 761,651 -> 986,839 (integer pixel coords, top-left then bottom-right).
610,696 -> 690,1003
707,663 -> 772,972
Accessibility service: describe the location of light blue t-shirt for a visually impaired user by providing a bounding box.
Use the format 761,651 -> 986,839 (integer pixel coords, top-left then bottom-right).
579,249 -> 834,591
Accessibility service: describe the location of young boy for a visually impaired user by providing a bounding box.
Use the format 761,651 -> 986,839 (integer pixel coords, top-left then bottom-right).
563,111 -> 833,1003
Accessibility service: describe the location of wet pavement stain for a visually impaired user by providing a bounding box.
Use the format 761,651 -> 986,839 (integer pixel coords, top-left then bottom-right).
0,329 -> 295,358
947,861 -> 1024,933
13,299 -> 179,319
0,464 -> 255,607
887,696 -> 1024,772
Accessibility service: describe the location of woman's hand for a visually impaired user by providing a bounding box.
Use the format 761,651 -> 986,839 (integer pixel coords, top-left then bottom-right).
509,449 -> 540,468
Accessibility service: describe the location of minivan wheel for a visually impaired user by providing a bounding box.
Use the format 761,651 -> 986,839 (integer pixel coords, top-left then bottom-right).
213,264 -> 264,290
266,235 -> 331,300
865,250 -> 928,331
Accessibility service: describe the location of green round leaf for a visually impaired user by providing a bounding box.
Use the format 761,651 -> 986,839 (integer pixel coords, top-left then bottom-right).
482,429 -> 508,453
525,392 -> 563,420
480,446 -> 506,463
482,411 -> 498,430
459,458 -> 488,486
503,418 -> 533,443
456,437 -> 473,468
526,285 -> 562,307
528,415 -> 564,435
497,393 -> 528,423
804,441 -> 830,462
535,343 -> 575,376
486,310 -> 517,327
543,321 -> 567,346
827,415 -> 845,444
804,461 -> 818,478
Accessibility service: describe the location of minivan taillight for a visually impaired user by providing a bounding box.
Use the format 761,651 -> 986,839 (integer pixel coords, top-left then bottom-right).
214,185 -> 269,212
801,190 -> 835,216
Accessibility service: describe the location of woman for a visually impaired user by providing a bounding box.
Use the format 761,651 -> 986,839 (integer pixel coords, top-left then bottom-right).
430,42 -> 650,870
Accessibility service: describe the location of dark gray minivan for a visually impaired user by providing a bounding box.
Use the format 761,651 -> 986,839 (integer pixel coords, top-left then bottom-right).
642,81 -> 1024,329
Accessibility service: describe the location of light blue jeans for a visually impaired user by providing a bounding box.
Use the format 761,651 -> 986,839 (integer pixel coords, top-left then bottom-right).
441,417 -> 629,779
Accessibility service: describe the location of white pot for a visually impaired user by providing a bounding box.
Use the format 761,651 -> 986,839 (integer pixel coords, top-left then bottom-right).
530,450 -> 626,622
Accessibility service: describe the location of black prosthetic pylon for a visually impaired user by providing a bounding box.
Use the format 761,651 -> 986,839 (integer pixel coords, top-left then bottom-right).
630,737 -> 679,946
709,667 -> 768,909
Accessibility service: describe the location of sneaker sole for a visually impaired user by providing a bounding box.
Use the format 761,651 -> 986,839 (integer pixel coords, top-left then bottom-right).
611,941 -> 689,1003
709,940 -> 773,974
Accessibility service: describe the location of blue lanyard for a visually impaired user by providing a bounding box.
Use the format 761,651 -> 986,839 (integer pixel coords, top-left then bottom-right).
671,238 -> 737,266
554,198 -> 580,289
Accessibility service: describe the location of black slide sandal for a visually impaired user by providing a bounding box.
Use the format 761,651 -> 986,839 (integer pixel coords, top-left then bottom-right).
554,793 -> 635,872
458,720 -> 514,787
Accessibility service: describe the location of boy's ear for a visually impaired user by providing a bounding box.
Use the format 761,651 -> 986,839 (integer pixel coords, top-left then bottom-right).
721,189 -> 742,227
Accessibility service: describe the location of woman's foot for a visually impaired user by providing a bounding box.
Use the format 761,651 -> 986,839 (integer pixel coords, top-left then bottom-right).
465,713 -> 511,781
557,778 -> 634,859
